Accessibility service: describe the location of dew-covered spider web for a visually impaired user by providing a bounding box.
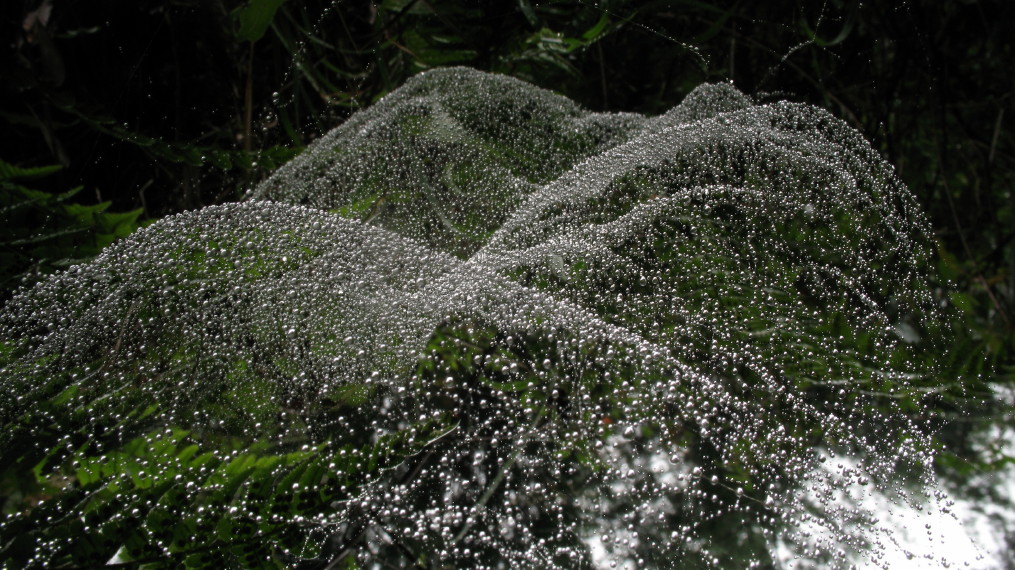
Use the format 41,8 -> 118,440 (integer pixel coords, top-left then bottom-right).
0,68 -> 969,568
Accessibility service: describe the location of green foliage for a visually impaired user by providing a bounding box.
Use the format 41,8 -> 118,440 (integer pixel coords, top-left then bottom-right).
235,0 -> 291,43
3,420 -> 456,568
0,159 -> 142,293
1,0 -> 1012,565
0,69 -> 976,567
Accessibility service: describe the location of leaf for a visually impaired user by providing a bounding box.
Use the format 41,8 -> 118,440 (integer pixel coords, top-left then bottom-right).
0,159 -> 62,182
800,6 -> 857,48
518,0 -> 539,27
379,0 -> 431,14
98,208 -> 144,237
580,13 -> 612,42
234,0 -> 289,43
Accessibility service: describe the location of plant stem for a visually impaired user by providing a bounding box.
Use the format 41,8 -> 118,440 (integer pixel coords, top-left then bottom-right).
244,41 -> 254,154
450,406 -> 547,546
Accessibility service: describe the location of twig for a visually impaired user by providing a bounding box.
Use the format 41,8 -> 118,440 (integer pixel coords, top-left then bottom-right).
989,107 -> 1004,164
450,407 -> 547,546
596,41 -> 608,109
244,42 -> 254,154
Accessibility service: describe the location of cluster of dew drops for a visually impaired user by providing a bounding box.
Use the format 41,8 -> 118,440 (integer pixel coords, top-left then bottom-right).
0,68 -> 962,568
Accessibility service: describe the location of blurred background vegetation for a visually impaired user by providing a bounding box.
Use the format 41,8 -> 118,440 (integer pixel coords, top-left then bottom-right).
2,0 -> 1012,546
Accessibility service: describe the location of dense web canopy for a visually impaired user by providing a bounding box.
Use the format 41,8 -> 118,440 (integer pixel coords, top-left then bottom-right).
1,68 -> 960,568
